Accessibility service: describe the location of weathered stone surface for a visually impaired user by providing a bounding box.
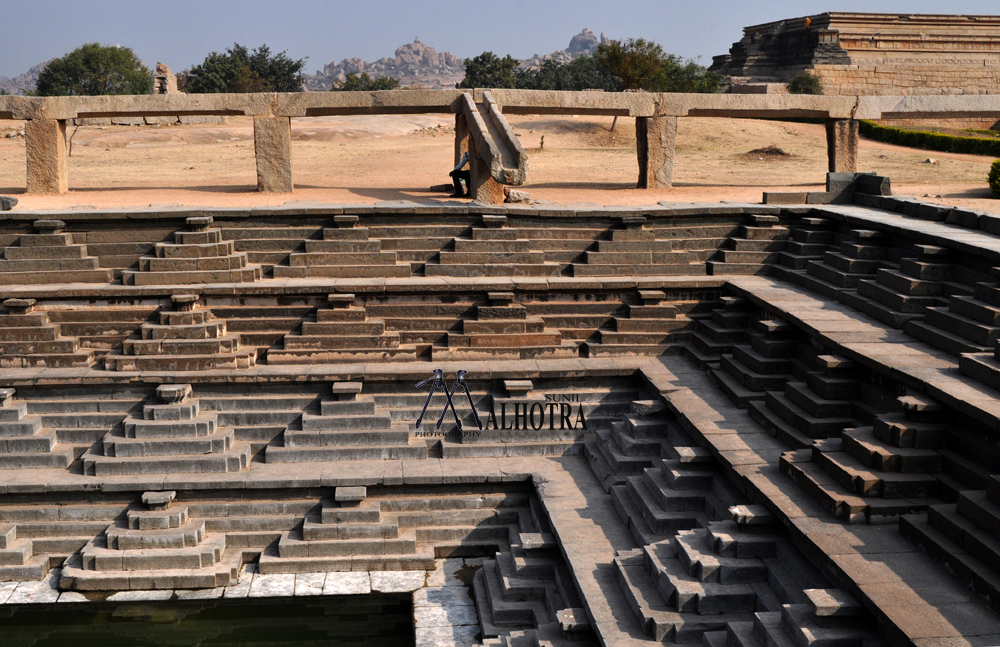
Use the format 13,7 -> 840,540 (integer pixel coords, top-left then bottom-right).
826,119 -> 859,174
25,119 -> 67,194
254,116 -> 292,194
0,197 -> 16,211
636,115 -> 677,189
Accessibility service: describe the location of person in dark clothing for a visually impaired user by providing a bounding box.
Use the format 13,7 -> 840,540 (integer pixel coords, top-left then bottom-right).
449,152 -> 471,197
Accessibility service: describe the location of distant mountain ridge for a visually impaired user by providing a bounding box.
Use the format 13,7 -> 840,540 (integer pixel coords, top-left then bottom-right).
0,61 -> 48,95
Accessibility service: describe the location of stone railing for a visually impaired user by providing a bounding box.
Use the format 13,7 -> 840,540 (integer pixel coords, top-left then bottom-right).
3,90 -> 1000,202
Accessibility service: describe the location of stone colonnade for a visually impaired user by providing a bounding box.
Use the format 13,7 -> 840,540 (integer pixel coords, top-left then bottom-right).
22,114 -> 861,197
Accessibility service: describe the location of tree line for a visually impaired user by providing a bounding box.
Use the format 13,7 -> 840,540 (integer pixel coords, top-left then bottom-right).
26,38 -> 720,96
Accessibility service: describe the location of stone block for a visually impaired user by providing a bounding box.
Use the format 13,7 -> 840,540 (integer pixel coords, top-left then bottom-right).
142,491 -> 177,510
25,119 -> 68,194
636,115 -> 676,189
0,196 -> 17,211
156,384 -> 193,404
253,116 -> 292,194
335,486 -> 367,503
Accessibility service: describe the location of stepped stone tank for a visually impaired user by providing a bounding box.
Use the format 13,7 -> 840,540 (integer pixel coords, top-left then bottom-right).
1,184 -> 1000,646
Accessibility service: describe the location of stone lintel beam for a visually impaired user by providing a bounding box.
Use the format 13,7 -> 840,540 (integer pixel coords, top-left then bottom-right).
636,115 -> 677,189
25,118 -> 68,194
253,116 -> 293,194
826,119 -> 860,174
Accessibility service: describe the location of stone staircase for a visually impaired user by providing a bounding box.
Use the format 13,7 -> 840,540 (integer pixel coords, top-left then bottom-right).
573,216 -> 705,276
902,474 -> 1000,609
0,298 -> 94,368
82,384 -> 251,475
707,215 -> 789,275
583,289 -> 694,356
60,490 -> 242,591
433,291 -> 577,361
684,296 -> 753,370
0,219 -> 112,284
267,293 -> 416,363
426,215 -> 560,277
120,216 -> 262,285
912,277 -> 1000,357
104,294 -> 257,371
613,506 -> 831,643
44,304 -> 157,360
272,215 -> 411,278
0,388 -> 75,470
259,485 -> 531,573
724,588 -> 885,647
265,382 -> 427,463
473,496 -> 594,643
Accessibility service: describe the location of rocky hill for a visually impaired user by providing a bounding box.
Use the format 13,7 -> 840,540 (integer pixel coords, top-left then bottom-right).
0,61 -> 48,95
306,29 -> 607,91
306,38 -> 465,91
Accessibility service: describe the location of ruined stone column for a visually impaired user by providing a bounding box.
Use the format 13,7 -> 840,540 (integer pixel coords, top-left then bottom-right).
454,113 -> 469,166
467,136 -> 505,205
25,119 -> 68,194
635,115 -> 677,189
826,119 -> 859,173
253,116 -> 292,193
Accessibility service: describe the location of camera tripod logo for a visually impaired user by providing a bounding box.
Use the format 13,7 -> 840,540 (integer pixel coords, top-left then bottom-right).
414,369 -> 483,431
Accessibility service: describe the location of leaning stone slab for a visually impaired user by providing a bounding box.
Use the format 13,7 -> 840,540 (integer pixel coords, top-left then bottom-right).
370,571 -> 426,593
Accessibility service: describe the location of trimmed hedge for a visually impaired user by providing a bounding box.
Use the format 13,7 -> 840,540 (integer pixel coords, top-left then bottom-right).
990,160 -> 1000,199
859,120 -> 1000,157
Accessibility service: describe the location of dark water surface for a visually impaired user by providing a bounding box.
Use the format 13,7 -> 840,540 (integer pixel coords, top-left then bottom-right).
0,594 -> 414,646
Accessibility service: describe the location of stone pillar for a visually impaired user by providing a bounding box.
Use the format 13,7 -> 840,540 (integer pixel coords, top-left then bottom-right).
635,115 -> 677,189
826,119 -> 859,173
454,113 -> 469,166
25,119 -> 68,194
253,116 -> 292,193
467,136 -> 505,205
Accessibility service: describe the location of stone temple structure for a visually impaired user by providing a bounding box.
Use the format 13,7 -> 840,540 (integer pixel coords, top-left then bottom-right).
2,169 -> 1000,646
712,12 -> 1000,98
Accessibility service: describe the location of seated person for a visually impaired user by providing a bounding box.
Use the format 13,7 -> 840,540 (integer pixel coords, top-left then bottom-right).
449,152 -> 471,197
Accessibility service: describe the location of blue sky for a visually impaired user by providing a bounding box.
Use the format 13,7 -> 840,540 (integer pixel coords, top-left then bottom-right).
1,0 -> 997,77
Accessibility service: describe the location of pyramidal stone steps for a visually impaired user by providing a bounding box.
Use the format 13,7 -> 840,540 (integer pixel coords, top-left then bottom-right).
104,294 -> 256,372
426,215 -> 560,277
61,490 -> 242,591
0,219 -> 112,284
82,384 -> 251,475
120,216 -> 262,285
0,298 -> 94,368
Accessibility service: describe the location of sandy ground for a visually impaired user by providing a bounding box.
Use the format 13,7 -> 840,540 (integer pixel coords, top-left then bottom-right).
0,114 -> 997,213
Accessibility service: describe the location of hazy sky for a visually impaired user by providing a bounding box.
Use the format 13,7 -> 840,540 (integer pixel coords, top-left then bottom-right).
1,0 -> 998,78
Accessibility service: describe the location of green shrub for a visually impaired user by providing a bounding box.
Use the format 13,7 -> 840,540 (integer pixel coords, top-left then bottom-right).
859,120 -> 1000,157
990,160 -> 1000,199
787,72 -> 822,95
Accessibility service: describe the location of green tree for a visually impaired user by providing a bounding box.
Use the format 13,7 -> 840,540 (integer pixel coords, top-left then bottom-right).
594,38 -> 720,93
523,56 -> 619,92
457,52 -> 525,89
787,72 -> 823,95
332,72 -> 401,91
989,160 -> 1000,199
186,44 -> 306,93
0,90 -> 9,96
35,43 -> 151,96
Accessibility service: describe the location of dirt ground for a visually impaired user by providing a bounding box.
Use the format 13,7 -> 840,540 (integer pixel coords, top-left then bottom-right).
1,114 -> 997,213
